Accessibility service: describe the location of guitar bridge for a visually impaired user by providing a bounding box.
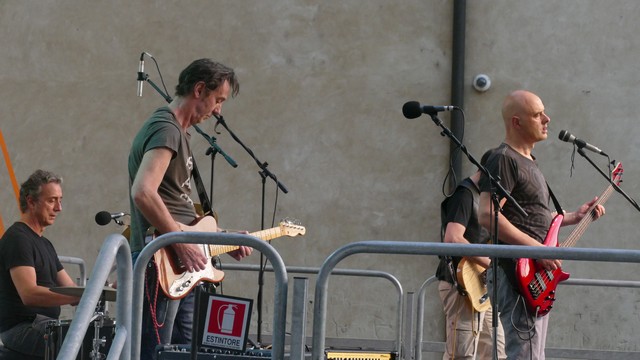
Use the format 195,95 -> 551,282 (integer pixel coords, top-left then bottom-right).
528,270 -> 555,299
170,275 -> 194,297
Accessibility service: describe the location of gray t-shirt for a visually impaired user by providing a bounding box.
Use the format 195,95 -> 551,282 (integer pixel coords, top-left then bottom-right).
478,143 -> 553,244
128,107 -> 197,252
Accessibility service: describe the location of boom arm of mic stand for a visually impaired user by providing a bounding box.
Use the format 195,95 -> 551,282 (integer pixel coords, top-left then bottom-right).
215,116 -> 289,194
193,125 -> 238,168
577,148 -> 640,212
143,75 -> 173,103
429,113 -> 527,217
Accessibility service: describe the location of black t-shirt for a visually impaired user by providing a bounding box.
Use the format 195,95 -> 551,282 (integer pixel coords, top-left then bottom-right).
0,222 -> 63,331
435,177 -> 489,283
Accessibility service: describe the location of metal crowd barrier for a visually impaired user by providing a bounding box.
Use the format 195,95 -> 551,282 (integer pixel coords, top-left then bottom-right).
130,231 -> 288,360
221,263 -> 404,355
58,256 -> 86,286
57,233 -> 132,360
56,238 -> 640,360
310,241 -> 640,360
413,275 -> 640,359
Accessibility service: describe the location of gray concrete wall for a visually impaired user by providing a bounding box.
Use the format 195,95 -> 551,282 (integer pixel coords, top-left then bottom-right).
0,0 -> 638,356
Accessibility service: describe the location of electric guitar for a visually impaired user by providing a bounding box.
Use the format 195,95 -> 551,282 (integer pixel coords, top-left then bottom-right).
456,257 -> 491,312
153,216 -> 306,299
516,162 -> 622,317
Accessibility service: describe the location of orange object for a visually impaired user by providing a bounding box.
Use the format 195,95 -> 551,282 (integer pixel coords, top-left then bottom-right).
0,129 -> 20,235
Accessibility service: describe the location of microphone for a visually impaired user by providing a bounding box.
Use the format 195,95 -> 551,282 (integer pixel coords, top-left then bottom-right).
558,130 -> 608,157
402,101 -> 456,119
137,52 -> 145,97
95,211 -> 128,226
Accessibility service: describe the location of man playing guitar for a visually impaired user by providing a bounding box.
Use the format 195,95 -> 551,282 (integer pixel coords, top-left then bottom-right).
436,169 -> 506,360
477,90 -> 605,360
128,59 -> 252,360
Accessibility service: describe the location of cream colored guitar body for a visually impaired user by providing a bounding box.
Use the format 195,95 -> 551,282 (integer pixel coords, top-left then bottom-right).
456,257 -> 491,312
153,216 -> 305,299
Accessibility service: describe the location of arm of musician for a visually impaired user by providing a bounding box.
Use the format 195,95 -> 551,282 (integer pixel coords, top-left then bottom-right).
478,192 -> 562,271
132,148 -> 208,272
10,266 -> 80,307
559,196 -> 606,226
443,222 -> 491,269
56,269 -> 80,305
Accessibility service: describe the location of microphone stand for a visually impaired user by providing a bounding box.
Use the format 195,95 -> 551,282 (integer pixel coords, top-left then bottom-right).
576,148 -> 640,212
428,111 -> 527,360
214,115 -> 288,346
193,126 -> 238,208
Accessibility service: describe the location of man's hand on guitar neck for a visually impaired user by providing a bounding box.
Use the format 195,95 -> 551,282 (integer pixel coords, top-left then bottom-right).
220,229 -> 253,261
171,243 -> 208,272
538,197 -> 605,271
229,246 -> 252,261
560,196 -> 606,226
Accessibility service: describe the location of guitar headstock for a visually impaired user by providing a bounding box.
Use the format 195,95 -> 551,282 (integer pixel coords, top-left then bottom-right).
279,218 -> 306,237
612,162 -> 623,185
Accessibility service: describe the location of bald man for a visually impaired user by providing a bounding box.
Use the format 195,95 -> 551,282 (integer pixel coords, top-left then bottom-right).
477,90 -> 605,359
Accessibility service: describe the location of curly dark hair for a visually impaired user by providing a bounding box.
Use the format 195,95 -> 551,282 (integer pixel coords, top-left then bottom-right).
19,169 -> 63,213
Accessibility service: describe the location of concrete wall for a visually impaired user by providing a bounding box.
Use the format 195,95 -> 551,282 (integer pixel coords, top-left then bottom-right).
0,0 -> 638,356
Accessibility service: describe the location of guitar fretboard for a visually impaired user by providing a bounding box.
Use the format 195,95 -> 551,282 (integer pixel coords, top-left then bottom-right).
561,163 -> 622,248
207,227 -> 284,256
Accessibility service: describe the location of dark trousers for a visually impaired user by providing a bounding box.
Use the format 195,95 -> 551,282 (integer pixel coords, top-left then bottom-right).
0,314 -> 53,358
133,252 -> 195,360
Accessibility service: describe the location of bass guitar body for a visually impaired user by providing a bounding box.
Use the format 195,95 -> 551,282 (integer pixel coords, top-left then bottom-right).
515,214 -> 570,317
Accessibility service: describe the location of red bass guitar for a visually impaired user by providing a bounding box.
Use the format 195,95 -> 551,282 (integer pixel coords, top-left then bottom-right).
515,162 -> 622,317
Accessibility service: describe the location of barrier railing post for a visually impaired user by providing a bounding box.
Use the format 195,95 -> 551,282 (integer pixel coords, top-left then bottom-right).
311,241 -> 640,360
131,232 -> 287,360
57,234 -> 132,360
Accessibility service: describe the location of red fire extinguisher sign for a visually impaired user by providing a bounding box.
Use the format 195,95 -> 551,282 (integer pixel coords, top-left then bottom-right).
201,295 -> 252,351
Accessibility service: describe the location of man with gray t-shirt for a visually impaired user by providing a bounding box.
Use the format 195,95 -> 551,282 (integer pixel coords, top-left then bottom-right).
129,59 -> 253,360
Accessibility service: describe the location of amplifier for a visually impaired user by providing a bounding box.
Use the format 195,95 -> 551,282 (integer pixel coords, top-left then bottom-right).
325,350 -> 397,360
156,345 -> 308,359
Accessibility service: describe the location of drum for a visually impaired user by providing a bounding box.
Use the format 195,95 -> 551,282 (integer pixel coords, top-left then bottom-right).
44,318 -> 115,360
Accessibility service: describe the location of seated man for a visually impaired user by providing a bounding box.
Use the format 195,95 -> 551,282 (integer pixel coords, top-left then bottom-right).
0,170 -> 79,358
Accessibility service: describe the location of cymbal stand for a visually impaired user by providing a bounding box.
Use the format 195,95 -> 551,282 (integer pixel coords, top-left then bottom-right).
89,299 -> 108,360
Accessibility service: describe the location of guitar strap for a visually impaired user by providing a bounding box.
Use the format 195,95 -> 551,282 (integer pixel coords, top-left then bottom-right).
191,158 -> 214,216
546,182 -> 564,215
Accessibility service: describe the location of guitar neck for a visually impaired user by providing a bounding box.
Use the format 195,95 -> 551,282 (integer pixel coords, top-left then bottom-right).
561,180 -> 615,248
207,227 -> 283,256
